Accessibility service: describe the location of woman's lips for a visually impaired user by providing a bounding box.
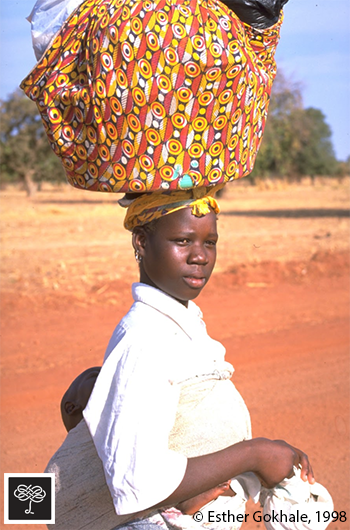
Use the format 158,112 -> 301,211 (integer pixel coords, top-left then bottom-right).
183,276 -> 206,289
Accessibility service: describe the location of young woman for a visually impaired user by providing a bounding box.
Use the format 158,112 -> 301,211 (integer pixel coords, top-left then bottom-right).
82,186 -> 314,530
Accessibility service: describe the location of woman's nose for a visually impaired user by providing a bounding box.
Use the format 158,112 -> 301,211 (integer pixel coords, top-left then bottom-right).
188,244 -> 208,264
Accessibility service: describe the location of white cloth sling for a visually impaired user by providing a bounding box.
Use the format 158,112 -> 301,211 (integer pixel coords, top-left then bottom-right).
45,419 -> 141,530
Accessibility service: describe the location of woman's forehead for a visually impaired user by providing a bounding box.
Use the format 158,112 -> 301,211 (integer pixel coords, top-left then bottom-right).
152,208 -> 218,234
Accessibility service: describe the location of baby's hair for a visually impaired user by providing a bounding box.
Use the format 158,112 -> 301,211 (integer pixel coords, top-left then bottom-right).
61,367 -> 101,432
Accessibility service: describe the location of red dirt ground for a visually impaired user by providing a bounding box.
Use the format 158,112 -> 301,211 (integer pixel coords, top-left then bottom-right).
1,180 -> 349,529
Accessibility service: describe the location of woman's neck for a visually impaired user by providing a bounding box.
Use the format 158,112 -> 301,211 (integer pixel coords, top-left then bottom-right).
138,271 -> 189,308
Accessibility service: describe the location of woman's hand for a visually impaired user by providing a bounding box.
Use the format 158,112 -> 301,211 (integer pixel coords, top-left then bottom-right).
251,438 -> 314,488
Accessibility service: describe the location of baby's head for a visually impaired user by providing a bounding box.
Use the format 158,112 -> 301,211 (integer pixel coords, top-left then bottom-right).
60,367 -> 101,432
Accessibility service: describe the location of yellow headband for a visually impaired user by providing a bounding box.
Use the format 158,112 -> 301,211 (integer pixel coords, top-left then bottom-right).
121,185 -> 223,231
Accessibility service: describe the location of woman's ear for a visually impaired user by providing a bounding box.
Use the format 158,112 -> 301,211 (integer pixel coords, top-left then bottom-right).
132,227 -> 147,258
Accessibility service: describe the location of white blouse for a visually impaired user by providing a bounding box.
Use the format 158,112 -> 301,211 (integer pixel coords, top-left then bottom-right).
83,283 -> 242,516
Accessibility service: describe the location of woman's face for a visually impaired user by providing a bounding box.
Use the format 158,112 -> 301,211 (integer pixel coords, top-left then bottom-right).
134,208 -> 218,306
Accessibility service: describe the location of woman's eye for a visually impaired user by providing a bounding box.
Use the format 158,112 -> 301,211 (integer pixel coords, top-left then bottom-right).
206,240 -> 217,246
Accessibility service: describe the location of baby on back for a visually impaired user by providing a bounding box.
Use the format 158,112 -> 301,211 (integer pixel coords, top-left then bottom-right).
46,366 -> 133,530
48,368 -> 232,530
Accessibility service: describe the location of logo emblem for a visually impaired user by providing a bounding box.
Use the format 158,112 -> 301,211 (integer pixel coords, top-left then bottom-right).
14,484 -> 46,514
4,473 -> 55,524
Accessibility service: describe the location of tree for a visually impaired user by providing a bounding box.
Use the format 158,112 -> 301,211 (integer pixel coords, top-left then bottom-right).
0,89 -> 65,195
250,71 -> 337,180
294,107 -> 336,178
251,71 -> 303,178
335,155 -> 350,180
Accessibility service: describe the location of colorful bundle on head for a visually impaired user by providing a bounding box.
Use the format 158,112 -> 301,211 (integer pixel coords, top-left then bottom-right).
21,0 -> 283,194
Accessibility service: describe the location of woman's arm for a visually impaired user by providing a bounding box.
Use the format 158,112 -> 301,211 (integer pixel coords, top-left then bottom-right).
154,437 -> 314,509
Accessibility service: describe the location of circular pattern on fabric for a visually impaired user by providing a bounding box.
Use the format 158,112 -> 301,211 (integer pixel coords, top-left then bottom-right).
20,0 -> 282,193
160,166 -> 175,181
146,129 -> 162,145
188,143 -> 204,158
113,163 -> 127,180
140,154 -> 155,171
171,113 -> 187,128
167,139 -> 182,156
129,180 -> 146,192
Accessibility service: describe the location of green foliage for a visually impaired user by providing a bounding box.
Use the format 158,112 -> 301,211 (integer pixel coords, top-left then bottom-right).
335,156 -> 350,178
295,107 -> 336,176
0,89 -> 65,192
250,71 -> 338,180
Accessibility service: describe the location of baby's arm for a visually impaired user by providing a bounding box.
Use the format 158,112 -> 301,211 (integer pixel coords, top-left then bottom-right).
177,481 -> 234,515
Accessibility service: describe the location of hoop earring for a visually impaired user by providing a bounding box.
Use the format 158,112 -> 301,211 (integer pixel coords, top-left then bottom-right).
135,250 -> 142,264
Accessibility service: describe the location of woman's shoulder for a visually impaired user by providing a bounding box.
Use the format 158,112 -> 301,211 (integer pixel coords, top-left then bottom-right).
103,299 -> 178,363
122,297 -> 174,334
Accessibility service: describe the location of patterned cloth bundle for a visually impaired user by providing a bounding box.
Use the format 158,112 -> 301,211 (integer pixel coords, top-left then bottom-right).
21,0 -> 283,194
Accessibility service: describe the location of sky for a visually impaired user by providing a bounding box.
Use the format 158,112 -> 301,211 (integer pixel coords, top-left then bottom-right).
0,0 -> 349,161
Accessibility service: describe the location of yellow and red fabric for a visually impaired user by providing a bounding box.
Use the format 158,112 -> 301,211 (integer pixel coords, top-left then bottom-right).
21,0 -> 283,194
122,184 -> 222,230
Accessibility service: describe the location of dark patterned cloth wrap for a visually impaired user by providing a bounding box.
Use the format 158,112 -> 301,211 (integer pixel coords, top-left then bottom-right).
20,0 -> 283,193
